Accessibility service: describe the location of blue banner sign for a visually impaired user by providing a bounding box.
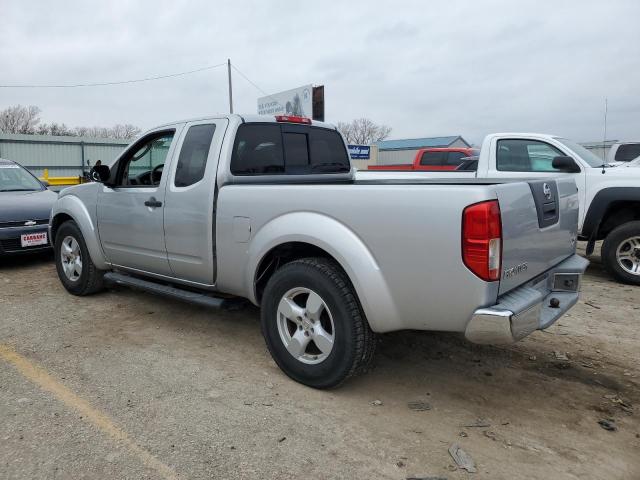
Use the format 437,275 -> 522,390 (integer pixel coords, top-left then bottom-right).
348,145 -> 371,160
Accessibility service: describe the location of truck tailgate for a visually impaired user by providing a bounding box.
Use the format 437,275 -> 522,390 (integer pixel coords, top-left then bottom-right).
496,177 -> 579,295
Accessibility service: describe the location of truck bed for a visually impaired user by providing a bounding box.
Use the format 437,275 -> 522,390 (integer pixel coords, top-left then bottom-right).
215,176 -> 579,333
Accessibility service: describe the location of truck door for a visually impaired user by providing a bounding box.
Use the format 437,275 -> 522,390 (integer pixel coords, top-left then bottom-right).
163,119 -> 228,285
97,128 -> 181,276
486,137 -> 585,224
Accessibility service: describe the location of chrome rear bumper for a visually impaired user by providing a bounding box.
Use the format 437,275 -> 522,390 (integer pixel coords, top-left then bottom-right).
465,254 -> 589,345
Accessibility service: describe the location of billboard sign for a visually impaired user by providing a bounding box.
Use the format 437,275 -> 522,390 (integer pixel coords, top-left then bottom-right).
348,145 -> 371,160
258,85 -> 313,118
312,85 -> 324,122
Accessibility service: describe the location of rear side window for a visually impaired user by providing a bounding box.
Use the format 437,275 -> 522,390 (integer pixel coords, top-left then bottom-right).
174,124 -> 216,187
616,144 -> 640,162
230,125 -> 285,175
308,128 -> 350,172
230,124 -> 349,175
419,151 -> 446,166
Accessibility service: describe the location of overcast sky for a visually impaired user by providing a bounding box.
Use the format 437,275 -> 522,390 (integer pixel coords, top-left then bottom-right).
1,0 -> 639,145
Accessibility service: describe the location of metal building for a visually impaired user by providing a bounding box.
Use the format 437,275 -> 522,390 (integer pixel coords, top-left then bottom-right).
375,135 -> 471,165
0,133 -> 129,177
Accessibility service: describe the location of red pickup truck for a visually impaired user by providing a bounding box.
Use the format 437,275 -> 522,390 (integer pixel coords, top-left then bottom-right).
368,147 -> 479,171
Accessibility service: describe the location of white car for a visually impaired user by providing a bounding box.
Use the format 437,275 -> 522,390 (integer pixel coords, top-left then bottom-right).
623,154 -> 640,167
607,142 -> 640,166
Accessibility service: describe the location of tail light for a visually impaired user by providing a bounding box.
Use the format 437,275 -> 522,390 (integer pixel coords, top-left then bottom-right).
462,200 -> 502,281
275,115 -> 312,124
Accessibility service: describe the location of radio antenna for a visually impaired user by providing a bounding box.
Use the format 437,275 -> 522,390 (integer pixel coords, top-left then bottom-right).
602,97 -> 608,174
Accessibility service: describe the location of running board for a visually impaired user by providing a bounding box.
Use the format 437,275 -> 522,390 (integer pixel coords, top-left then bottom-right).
103,272 -> 244,310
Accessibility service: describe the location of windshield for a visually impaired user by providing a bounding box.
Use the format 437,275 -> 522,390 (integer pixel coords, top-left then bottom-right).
555,138 -> 605,167
0,164 -> 44,192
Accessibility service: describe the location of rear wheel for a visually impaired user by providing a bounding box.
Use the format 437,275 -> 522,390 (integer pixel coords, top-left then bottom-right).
261,258 -> 376,389
602,221 -> 640,285
54,221 -> 105,295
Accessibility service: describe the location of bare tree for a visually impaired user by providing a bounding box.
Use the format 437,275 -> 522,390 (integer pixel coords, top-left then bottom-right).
0,105 -> 141,139
43,122 -> 75,136
0,105 -> 42,134
73,124 -> 140,139
74,126 -> 108,138
336,121 -> 354,143
109,124 -> 141,139
336,118 -> 392,145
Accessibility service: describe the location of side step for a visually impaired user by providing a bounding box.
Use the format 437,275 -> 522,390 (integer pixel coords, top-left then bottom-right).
103,272 -> 244,310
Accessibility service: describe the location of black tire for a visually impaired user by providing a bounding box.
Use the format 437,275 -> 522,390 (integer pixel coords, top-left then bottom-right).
54,221 -> 105,295
602,221 -> 640,285
260,257 -> 376,389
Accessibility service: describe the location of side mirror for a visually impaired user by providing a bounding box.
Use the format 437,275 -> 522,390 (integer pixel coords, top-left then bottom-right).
91,164 -> 111,183
552,156 -> 581,173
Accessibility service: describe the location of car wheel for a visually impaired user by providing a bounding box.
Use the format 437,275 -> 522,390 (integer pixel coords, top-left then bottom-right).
261,257 -> 376,389
54,221 -> 105,295
602,221 -> 640,285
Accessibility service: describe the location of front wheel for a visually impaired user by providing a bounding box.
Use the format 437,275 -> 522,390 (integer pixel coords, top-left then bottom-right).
54,221 -> 105,295
602,221 -> 640,285
260,258 -> 376,389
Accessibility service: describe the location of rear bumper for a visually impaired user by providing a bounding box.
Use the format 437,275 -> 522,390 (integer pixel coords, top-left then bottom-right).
465,254 -> 589,344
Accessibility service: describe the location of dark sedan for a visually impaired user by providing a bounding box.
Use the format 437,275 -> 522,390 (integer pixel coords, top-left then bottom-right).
0,158 -> 57,256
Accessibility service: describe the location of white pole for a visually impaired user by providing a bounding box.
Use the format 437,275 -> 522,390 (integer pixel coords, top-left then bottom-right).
603,97 -> 608,157
227,59 -> 234,114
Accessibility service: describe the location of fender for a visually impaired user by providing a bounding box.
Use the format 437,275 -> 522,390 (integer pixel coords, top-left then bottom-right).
582,187 -> 640,255
245,212 -> 401,333
50,195 -> 109,270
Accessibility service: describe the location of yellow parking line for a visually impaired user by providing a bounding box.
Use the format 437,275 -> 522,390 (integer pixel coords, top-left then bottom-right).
0,344 -> 178,480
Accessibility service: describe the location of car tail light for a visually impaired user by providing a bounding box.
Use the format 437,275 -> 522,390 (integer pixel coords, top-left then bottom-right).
462,200 -> 502,281
275,115 -> 312,124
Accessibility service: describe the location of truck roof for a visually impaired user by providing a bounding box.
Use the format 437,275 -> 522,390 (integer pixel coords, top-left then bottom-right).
487,132 -> 559,140
153,114 -> 337,131
415,147 -> 477,152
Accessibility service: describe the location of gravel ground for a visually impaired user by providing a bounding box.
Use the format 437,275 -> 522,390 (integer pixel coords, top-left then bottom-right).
0,249 -> 638,479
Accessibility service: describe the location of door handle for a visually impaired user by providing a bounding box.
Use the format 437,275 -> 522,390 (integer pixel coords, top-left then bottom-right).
144,197 -> 162,208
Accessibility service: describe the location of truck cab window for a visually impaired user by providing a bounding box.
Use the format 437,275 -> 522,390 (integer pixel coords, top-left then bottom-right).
118,131 -> 175,186
231,125 -> 285,175
174,124 -> 216,187
231,124 -> 349,175
496,139 -> 564,172
419,151 -> 446,166
308,128 -> 350,172
447,151 -> 467,166
616,144 -> 640,162
283,132 -> 309,173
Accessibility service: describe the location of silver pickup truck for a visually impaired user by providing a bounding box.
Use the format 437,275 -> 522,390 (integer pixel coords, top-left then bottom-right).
50,114 -> 588,388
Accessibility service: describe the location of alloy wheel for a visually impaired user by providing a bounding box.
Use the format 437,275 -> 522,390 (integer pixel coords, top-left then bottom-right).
276,287 -> 335,365
60,235 -> 83,282
616,236 -> 640,275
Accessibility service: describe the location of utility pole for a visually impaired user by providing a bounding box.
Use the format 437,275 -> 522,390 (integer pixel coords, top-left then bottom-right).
227,59 -> 234,114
